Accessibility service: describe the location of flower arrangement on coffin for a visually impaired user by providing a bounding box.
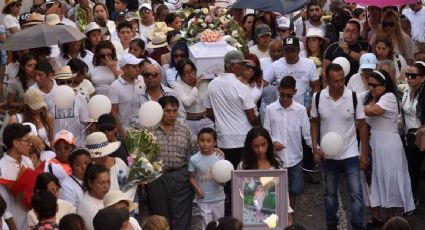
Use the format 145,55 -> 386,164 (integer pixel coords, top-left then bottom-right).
180,6 -> 247,52
122,127 -> 162,191
309,56 -> 323,77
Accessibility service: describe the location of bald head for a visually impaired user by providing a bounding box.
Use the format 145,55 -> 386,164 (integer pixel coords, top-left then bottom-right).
269,39 -> 284,61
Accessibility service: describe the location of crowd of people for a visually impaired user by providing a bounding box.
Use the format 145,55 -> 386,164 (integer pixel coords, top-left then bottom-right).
0,0 -> 424,230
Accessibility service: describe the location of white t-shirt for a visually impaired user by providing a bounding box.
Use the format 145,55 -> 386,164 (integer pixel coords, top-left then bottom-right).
61,17 -> 77,28
89,66 -> 117,96
205,73 -> 255,148
347,73 -> 368,93
77,193 -> 104,230
311,87 -> 366,160
295,21 -> 326,38
60,175 -> 85,207
404,7 -> 425,43
249,45 -> 270,59
73,79 -> 95,103
3,14 -> 20,36
264,57 -> 319,105
139,23 -> 155,38
56,50 -> 94,72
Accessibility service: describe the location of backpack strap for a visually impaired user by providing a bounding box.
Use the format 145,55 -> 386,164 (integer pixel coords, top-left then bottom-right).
395,54 -> 402,72
315,90 -> 322,117
352,91 -> 357,119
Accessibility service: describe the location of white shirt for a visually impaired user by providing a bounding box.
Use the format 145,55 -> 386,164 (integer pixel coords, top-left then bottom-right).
3,14 -> 20,36
402,87 -> 422,130
60,175 -> 85,207
77,193 -> 104,230
4,62 -> 18,83
347,73 -> 368,93
139,23 -> 155,38
73,79 -> 96,103
89,66 -> 117,96
165,67 -> 180,88
27,199 -> 76,227
56,50 -> 94,72
205,73 -> 255,148
0,154 -> 34,230
106,20 -> 116,34
263,100 -> 312,167
264,57 -> 319,105
311,87 -> 365,160
108,76 -> 144,129
249,45 -> 270,59
295,21 -> 326,38
404,7 -> 425,43
175,80 -> 208,113
61,17 -> 77,28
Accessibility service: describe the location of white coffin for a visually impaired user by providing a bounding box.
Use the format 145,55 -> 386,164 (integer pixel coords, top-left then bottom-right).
189,41 -> 237,79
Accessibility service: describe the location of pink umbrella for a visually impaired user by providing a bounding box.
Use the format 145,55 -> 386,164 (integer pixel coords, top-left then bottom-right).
345,0 -> 417,8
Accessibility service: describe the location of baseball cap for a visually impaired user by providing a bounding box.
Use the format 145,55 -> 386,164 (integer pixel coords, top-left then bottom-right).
24,89 -> 47,110
54,129 -> 75,145
255,24 -> 272,37
139,3 -> 152,11
119,53 -> 143,67
224,50 -> 247,65
276,16 -> 291,29
283,36 -> 300,48
359,53 -> 377,70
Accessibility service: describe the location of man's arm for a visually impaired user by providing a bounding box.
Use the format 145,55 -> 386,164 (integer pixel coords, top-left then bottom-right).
244,108 -> 260,127
310,117 -> 323,163
321,59 -> 331,88
357,118 -> 369,170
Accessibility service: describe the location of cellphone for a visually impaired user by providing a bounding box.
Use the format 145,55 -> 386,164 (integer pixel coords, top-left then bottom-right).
338,31 -> 344,46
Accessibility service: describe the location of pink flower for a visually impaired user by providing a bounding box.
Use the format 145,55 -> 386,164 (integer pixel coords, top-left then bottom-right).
127,156 -> 134,167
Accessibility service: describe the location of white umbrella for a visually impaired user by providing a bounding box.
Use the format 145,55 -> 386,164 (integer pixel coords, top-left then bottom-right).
2,23 -> 86,51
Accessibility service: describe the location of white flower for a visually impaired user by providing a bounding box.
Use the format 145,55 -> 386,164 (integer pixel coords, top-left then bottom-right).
201,23 -> 207,28
198,19 -> 204,23
209,24 -> 215,29
231,30 -> 239,37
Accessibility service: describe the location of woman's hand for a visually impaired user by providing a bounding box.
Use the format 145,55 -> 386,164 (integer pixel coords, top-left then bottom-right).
105,55 -> 117,70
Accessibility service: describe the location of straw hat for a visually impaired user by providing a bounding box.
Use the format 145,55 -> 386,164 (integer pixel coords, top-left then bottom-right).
84,22 -> 107,36
53,66 -> 77,80
24,12 -> 44,26
85,132 -> 120,158
147,22 -> 174,40
147,31 -> 168,49
103,190 -> 138,212
45,13 -> 61,25
125,12 -> 140,22
24,89 -> 47,110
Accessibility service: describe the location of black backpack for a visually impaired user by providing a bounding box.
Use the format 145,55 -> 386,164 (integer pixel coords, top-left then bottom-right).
315,90 -> 358,118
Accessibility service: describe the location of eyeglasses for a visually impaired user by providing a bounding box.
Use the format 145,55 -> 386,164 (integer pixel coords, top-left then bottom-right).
405,72 -> 422,79
140,9 -> 151,15
368,82 -> 384,88
143,72 -> 160,79
56,79 -> 73,85
173,53 -> 185,59
245,64 -> 257,71
99,53 -> 112,58
382,21 -> 395,28
279,93 -> 294,98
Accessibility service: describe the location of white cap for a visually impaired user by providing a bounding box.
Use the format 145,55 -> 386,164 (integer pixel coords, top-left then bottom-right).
276,16 -> 291,29
139,3 -> 152,11
118,53 -> 143,67
23,122 -> 38,137
359,53 -> 377,70
45,13 -> 61,25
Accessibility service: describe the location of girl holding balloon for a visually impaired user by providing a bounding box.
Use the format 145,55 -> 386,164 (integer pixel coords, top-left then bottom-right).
363,70 -> 414,225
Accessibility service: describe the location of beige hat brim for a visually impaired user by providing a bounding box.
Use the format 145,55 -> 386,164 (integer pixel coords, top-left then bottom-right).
27,101 -> 47,110
89,141 -> 121,158
53,73 -> 77,80
146,41 -> 168,49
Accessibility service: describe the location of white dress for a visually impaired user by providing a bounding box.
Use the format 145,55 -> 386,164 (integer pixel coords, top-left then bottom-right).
366,93 -> 415,212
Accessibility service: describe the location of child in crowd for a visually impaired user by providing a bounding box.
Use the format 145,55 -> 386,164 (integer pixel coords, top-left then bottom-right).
68,58 -> 96,103
205,217 -> 243,230
188,128 -> 225,230
30,190 -> 59,230
59,214 -> 87,230
141,215 -> 170,230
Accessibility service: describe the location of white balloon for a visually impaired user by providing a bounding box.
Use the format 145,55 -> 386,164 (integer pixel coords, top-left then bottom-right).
139,101 -> 164,127
332,57 -> 351,77
320,132 -> 344,157
53,85 -> 75,109
211,160 -> 234,183
88,95 -> 112,120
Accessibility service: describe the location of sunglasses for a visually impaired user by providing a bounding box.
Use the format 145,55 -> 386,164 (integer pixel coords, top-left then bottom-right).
56,79 -> 73,85
173,54 -> 185,58
382,21 -> 395,28
279,93 -> 294,98
405,72 -> 422,79
368,82 -> 384,88
99,53 -> 112,58
245,64 -> 257,70
140,9 -> 151,15
143,72 -> 160,78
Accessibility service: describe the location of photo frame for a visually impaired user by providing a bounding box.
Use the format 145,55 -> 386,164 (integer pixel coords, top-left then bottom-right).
232,169 -> 288,230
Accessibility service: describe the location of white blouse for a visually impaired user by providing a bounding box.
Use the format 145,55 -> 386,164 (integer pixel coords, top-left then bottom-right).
175,80 -> 209,113
77,193 -> 104,230
402,87 -> 422,130
60,175 -> 85,207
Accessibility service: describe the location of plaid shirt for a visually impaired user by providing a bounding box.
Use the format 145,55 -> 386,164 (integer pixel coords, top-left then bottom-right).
153,121 -> 198,171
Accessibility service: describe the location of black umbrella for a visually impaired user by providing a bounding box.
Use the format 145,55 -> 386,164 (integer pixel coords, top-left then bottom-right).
231,0 -> 307,15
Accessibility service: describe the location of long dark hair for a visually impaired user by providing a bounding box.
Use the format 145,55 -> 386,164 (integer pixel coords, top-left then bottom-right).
83,164 -> 109,191
16,53 -> 37,91
363,70 -> 396,105
93,40 -> 117,66
169,42 -> 189,68
176,58 -> 196,81
244,53 -> 263,87
34,173 -> 61,193
61,41 -> 87,59
241,127 -> 282,170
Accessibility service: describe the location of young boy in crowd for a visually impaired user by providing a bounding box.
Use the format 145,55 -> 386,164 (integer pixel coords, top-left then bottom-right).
188,128 -> 225,230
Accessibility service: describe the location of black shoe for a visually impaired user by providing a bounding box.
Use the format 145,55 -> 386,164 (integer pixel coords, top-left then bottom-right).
327,224 -> 338,230
366,217 -> 384,229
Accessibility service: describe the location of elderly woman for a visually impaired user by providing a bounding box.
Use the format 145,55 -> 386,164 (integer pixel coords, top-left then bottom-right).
363,70 -> 415,226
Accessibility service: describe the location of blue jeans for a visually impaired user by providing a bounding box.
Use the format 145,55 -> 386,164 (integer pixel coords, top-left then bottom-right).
324,156 -> 364,230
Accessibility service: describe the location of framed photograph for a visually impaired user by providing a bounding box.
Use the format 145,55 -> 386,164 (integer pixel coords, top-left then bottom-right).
232,169 -> 288,230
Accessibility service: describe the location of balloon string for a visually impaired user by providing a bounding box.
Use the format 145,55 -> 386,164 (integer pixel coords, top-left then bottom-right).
74,122 -> 93,144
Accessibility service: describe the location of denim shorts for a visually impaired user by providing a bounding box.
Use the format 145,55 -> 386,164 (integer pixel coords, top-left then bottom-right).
287,161 -> 304,196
